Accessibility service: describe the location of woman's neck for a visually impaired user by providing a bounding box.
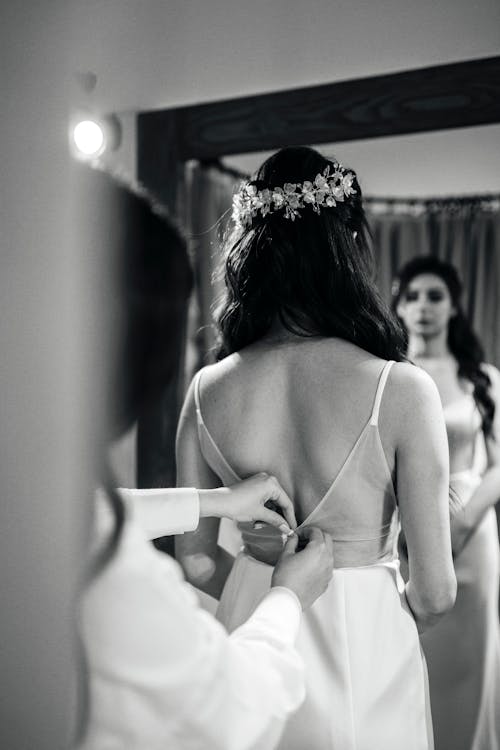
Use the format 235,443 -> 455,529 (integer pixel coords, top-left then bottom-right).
263,316 -> 315,345
407,331 -> 450,361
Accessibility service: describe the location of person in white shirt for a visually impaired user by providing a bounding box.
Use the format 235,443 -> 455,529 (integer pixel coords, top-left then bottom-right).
75,165 -> 334,750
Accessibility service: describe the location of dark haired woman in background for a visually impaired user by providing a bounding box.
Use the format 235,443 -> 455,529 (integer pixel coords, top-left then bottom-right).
176,146 -> 456,750
394,256 -> 500,750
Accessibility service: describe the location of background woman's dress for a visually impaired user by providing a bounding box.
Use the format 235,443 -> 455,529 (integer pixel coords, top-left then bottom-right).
194,361 -> 434,750
420,394 -> 500,750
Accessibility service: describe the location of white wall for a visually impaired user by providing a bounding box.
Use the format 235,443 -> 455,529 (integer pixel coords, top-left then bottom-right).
0,4 -> 99,747
72,0 -> 500,112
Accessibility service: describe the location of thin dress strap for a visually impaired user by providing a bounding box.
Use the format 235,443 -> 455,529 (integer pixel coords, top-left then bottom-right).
193,368 -> 203,419
370,361 -> 395,426
192,368 -> 241,485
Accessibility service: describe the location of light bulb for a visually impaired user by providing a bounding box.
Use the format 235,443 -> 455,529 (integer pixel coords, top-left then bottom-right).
72,120 -> 105,156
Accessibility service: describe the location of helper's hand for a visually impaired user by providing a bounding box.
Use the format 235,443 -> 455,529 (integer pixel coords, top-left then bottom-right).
199,473 -> 297,534
271,526 -> 334,610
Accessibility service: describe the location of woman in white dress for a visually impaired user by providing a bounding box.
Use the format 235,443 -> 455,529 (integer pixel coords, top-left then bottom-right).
176,147 -> 457,750
394,256 -> 500,750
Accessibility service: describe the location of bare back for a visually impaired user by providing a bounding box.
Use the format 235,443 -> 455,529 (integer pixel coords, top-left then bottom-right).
198,337 -> 397,525
177,331 -> 454,618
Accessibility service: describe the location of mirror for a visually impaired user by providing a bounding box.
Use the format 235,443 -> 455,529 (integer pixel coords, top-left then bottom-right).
98,58 -> 500,750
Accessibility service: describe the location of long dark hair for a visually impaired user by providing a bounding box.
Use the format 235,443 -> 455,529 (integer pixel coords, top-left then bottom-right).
392,255 -> 495,437
74,164 -> 192,743
216,146 -> 407,361
76,162 -> 192,562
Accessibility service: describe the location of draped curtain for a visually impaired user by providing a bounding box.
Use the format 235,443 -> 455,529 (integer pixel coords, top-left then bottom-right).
183,162 -> 240,382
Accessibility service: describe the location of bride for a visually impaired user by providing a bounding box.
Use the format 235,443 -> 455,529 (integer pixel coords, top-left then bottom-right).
176,146 -> 457,749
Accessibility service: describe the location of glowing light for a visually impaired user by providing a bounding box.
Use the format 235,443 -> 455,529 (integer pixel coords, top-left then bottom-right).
72,120 -> 105,156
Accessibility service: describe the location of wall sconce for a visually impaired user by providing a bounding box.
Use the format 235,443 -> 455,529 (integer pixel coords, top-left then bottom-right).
70,112 -> 122,159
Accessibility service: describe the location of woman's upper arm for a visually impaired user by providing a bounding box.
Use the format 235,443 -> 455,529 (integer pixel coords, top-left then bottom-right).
392,364 -> 455,606
482,363 -> 500,465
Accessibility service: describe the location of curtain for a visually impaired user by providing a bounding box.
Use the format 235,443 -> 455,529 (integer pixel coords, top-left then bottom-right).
367,196 -> 500,367
183,162 -> 240,383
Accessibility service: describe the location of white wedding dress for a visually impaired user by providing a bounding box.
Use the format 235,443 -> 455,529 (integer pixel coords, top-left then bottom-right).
193,360 -> 434,750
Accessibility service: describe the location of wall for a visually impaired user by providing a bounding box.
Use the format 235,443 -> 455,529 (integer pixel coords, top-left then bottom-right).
0,4 -> 100,747
72,0 -> 500,112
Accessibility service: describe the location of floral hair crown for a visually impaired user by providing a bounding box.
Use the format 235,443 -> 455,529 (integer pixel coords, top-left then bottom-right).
232,162 -> 357,226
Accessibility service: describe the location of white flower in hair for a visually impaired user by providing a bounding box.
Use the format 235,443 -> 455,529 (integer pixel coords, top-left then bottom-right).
272,187 -> 286,207
314,171 -> 330,190
259,189 -> 272,216
342,172 -> 356,196
302,181 -> 316,204
232,160 -> 357,226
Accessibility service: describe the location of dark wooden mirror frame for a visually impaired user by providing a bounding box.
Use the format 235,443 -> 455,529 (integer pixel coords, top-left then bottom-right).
135,55 -> 500,495
138,56 -> 500,209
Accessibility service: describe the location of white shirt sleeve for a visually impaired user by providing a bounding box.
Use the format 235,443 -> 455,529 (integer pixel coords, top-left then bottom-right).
79,517 -> 304,750
103,486 -> 200,539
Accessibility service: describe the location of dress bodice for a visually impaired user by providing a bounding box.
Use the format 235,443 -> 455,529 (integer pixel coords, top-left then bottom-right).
443,392 -> 483,474
444,391 -> 486,509
194,361 -> 399,568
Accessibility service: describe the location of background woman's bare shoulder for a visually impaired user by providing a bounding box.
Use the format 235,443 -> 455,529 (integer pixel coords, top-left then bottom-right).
481,363 -> 500,394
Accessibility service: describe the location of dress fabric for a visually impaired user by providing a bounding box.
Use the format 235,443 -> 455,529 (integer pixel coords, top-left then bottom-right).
194,360 -> 434,750
420,395 -> 500,750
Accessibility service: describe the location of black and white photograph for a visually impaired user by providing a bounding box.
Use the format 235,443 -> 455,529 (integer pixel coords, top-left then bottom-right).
1,2 -> 500,748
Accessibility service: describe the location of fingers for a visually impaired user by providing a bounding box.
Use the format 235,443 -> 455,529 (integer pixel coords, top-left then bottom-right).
299,526 -> 324,544
258,506 -> 294,534
281,533 -> 299,556
325,532 -> 334,554
323,533 -> 334,563
297,527 -> 334,561
264,476 -> 297,530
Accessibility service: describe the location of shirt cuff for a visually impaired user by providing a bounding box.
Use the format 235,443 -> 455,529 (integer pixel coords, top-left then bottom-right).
118,487 -> 200,539
248,586 -> 302,645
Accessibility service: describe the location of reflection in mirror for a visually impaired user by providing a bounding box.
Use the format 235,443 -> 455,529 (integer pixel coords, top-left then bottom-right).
132,125 -> 500,750
81,80 -> 500,750
172,142 -> 496,750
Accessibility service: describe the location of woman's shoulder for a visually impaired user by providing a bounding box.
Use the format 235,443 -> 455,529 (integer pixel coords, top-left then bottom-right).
192,353 -> 245,402
387,361 -> 441,408
381,362 -> 446,449
196,352 -> 242,381
480,362 -> 500,381
481,362 -> 500,398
